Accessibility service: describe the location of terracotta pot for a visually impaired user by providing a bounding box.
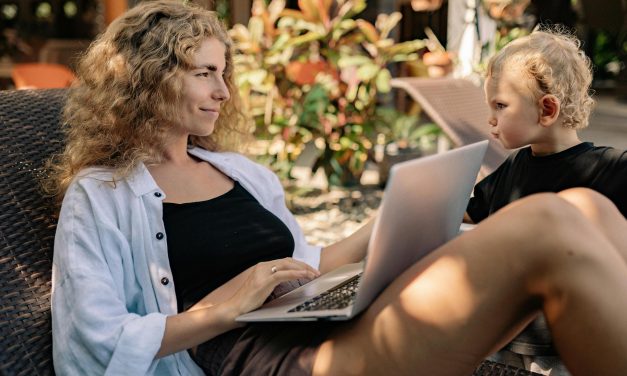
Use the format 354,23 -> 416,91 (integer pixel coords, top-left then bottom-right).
410,0 -> 444,12
422,51 -> 453,78
285,60 -> 339,86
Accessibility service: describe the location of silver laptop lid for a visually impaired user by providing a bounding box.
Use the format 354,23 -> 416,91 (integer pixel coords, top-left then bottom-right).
352,140 -> 488,314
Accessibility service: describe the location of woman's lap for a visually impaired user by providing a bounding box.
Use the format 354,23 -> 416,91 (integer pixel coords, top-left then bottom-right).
193,279 -> 340,376
218,321 -> 339,376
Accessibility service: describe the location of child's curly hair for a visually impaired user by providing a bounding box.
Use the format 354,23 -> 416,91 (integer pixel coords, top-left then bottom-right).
486,28 -> 594,129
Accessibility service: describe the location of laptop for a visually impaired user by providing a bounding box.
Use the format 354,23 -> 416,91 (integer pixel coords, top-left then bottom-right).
236,140 -> 488,322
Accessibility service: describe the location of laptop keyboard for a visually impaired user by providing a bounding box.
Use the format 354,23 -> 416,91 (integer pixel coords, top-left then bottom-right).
288,273 -> 362,312
473,360 -> 543,376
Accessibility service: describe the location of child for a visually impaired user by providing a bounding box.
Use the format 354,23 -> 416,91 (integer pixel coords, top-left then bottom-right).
465,29 -> 627,223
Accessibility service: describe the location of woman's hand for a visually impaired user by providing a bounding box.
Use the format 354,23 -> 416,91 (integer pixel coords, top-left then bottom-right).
224,257 -> 320,316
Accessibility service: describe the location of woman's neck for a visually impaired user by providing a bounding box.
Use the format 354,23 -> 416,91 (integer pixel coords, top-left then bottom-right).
160,135 -> 195,166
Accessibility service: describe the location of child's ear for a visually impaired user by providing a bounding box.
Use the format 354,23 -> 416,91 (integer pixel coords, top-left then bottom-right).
538,94 -> 560,127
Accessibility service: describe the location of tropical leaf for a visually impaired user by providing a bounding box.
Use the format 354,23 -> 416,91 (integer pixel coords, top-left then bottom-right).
285,32 -> 325,47
239,69 -> 268,86
267,0 -> 286,23
382,39 -> 426,56
375,12 -> 402,39
248,16 -> 265,50
298,0 -> 320,22
375,69 -> 391,93
355,19 -> 379,43
231,0 -> 432,185
337,55 -> 372,68
356,63 -> 379,81
279,9 -> 308,21
337,0 -> 366,19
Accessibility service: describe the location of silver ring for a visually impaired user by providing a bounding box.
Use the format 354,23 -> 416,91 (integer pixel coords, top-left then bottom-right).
271,265 -> 278,274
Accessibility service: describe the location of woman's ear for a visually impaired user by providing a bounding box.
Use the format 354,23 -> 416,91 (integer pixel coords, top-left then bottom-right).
538,94 -> 561,127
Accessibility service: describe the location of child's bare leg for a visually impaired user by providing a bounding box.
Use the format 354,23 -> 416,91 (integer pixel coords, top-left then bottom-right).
313,193 -> 627,376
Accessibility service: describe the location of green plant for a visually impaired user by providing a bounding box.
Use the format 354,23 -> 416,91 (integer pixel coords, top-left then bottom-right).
230,0 -> 425,186
376,108 -> 441,151
591,31 -> 624,80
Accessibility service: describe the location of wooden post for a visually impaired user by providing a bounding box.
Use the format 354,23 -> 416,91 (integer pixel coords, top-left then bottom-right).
230,0 -> 252,26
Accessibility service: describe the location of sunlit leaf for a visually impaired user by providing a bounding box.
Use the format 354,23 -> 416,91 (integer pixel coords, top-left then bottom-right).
267,0 -> 286,22
339,0 -> 366,19
356,19 -> 379,43
298,0 -> 320,22
285,32 -> 324,47
240,69 -> 268,86
338,55 -> 371,68
248,16 -> 264,48
375,69 -> 391,93
279,9 -> 308,21
375,12 -> 402,39
356,63 -> 379,81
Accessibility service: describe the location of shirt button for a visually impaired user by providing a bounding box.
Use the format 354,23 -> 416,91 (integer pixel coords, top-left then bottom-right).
154,192 -> 162,197
160,277 -> 169,285
156,232 -> 164,240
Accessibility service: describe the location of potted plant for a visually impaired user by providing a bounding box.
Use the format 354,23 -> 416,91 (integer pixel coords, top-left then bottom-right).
230,0 -> 426,186
374,108 -> 441,184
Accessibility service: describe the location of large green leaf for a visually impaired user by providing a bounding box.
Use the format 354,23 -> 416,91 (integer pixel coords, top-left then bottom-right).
285,31 -> 325,47
248,16 -> 265,47
375,12 -> 402,39
337,0 -> 366,19
355,19 -> 379,43
239,69 -> 268,86
338,55 -> 372,68
267,0 -> 286,22
383,40 -> 426,56
356,63 -> 379,81
375,69 -> 391,93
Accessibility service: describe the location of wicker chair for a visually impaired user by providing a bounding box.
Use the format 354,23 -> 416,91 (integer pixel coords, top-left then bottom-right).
0,88 -> 539,376
0,89 -> 66,375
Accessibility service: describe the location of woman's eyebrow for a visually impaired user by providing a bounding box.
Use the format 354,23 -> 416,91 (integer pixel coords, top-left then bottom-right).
193,64 -> 218,70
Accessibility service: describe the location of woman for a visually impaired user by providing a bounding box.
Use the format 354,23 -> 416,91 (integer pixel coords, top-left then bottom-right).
47,1 -> 627,375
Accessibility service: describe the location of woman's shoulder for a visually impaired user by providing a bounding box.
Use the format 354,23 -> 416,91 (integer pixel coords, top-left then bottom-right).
65,166 -> 136,199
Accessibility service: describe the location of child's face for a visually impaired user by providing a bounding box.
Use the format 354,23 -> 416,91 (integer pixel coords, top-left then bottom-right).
484,70 -> 542,150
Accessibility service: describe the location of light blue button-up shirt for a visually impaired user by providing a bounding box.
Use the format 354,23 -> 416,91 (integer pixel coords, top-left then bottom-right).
52,147 -> 321,375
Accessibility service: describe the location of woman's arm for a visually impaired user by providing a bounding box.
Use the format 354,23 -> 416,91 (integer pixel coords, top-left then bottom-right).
156,303 -> 240,358
156,257 -> 320,357
318,219 -> 375,274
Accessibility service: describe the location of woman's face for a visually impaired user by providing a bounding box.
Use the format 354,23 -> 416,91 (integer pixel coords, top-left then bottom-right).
176,37 -> 230,138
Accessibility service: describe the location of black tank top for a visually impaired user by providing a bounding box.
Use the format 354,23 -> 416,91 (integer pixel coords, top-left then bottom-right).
162,181 -> 295,312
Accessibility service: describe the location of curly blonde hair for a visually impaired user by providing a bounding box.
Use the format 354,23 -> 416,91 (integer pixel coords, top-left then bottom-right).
486,29 -> 594,129
44,0 -> 247,202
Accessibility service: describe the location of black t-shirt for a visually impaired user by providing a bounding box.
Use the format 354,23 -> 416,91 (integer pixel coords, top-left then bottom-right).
467,142 -> 627,222
163,181 -> 295,313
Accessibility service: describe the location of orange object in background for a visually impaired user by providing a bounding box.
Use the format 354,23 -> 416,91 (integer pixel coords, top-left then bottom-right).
11,63 -> 76,89
104,0 -> 128,25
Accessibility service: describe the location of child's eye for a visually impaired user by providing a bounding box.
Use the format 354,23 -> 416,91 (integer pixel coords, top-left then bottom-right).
195,72 -> 209,78
495,103 -> 506,110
